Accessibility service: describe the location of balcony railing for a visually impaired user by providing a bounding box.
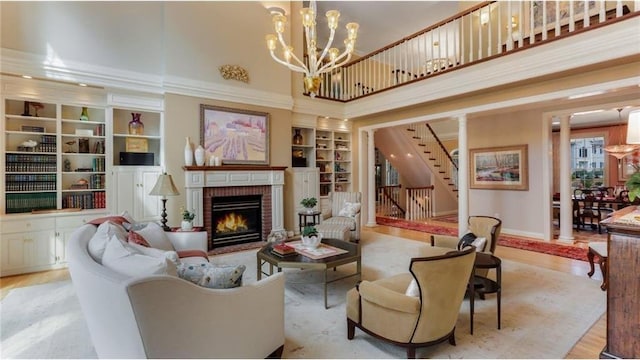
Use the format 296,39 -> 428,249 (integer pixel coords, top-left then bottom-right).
311,1 -> 638,102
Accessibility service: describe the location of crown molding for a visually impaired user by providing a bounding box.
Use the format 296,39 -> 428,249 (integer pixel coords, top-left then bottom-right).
1,48 -> 296,111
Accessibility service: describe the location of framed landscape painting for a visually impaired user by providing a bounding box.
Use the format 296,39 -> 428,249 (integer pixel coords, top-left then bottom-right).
200,105 -> 270,165
470,144 -> 529,190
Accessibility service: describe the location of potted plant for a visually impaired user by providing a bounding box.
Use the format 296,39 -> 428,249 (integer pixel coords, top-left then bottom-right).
301,225 -> 321,249
300,197 -> 318,213
180,207 -> 196,231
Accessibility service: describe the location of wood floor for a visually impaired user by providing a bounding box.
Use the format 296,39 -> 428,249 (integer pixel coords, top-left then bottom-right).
0,222 -> 606,359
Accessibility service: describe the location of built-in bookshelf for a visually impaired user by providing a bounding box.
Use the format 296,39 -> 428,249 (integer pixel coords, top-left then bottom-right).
3,98 -> 107,214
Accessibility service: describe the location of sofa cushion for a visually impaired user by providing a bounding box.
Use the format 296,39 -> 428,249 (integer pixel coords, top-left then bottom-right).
102,234 -> 176,277
338,201 -> 361,217
88,221 -> 128,263
177,263 -> 245,289
135,222 -> 175,251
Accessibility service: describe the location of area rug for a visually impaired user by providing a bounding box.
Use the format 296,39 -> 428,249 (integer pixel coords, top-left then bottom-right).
431,214 -> 460,223
1,231 -> 605,359
377,216 -> 592,261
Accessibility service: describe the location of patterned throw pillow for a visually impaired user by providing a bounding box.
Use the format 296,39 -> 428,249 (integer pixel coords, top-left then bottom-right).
338,201 -> 361,217
177,263 -> 245,289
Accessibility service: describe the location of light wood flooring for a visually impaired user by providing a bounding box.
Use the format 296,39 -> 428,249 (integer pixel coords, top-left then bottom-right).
0,222 -> 606,359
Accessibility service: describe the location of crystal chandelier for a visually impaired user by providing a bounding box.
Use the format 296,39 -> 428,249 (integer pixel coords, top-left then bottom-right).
265,1 -> 359,98
603,108 -> 639,160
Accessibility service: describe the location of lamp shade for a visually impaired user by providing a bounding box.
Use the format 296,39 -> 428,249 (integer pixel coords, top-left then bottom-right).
149,173 -> 180,197
627,109 -> 640,144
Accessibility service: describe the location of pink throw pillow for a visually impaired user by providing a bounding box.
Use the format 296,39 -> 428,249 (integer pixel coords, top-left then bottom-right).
128,231 -> 151,247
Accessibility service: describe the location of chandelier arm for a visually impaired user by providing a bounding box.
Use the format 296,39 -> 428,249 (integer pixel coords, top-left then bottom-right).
304,24 -> 318,75
317,51 -> 352,74
269,51 -> 307,73
276,33 -> 310,73
315,29 -> 337,72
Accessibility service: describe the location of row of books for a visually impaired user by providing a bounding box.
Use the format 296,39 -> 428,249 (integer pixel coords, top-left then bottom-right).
92,157 -> 106,172
89,174 -> 105,189
6,162 -> 57,172
62,191 -> 106,209
6,180 -> 56,191
6,193 -> 57,213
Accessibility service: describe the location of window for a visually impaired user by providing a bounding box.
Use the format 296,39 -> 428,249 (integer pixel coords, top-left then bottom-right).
570,136 -> 605,190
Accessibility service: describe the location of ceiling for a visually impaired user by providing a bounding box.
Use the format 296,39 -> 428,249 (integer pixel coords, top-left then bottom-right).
312,1 -> 639,129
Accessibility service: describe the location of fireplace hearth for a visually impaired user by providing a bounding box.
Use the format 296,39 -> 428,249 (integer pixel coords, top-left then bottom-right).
211,195 -> 262,248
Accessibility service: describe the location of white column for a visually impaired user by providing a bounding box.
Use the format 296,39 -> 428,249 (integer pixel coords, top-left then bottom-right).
458,115 -> 469,235
366,129 -> 377,227
559,115 -> 574,241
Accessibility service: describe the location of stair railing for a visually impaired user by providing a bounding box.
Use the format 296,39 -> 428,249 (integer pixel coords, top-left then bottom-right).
405,186 -> 434,220
377,185 -> 405,218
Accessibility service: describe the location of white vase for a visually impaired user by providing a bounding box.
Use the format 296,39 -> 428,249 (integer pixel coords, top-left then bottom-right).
181,220 -> 193,231
184,137 -> 193,166
195,145 -> 205,166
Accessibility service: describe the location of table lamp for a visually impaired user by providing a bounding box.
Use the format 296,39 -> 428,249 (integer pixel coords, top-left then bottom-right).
149,173 -> 180,231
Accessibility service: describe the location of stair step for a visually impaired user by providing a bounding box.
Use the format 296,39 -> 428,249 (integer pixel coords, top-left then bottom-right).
439,171 -> 445,174
443,177 -> 450,180
424,151 -> 431,154
418,144 -> 426,146
412,136 -> 420,139
407,128 -> 415,132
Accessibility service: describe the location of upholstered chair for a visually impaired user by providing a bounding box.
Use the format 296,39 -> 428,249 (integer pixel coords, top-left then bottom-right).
346,247 -> 476,358
322,191 -> 362,241
430,215 -> 501,278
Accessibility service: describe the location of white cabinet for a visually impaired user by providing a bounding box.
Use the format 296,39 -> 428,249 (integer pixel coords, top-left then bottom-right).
54,214 -> 96,264
290,168 -> 320,234
0,217 -> 56,275
112,166 -> 162,222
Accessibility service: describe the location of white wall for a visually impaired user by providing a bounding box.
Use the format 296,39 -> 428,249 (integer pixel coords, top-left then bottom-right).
468,109 -> 543,238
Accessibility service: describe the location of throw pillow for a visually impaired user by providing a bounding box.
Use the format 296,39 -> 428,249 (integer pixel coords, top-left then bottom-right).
128,241 -> 181,266
177,263 -> 245,289
128,231 -> 151,247
338,201 -> 361,217
471,237 -> 487,252
405,278 -> 420,297
87,215 -> 129,226
135,222 -> 174,251
457,231 -> 477,250
102,234 -> 174,277
88,221 -> 128,263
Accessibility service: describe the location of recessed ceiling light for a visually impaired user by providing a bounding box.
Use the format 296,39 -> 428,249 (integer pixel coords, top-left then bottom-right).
568,91 -> 605,100
22,75 -> 32,79
78,83 -> 88,87
390,154 -> 396,158
343,118 -> 349,122
406,153 -> 413,158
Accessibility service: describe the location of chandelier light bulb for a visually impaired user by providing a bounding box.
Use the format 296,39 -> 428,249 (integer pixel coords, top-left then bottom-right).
326,10 -> 340,29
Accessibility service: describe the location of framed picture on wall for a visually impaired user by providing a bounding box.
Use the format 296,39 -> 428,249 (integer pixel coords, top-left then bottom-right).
470,144 -> 529,190
200,105 -> 270,165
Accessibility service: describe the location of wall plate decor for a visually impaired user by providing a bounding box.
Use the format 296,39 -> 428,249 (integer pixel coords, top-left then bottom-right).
200,105 -> 270,165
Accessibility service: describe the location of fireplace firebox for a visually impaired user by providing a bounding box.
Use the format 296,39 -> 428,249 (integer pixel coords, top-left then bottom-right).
211,195 -> 262,248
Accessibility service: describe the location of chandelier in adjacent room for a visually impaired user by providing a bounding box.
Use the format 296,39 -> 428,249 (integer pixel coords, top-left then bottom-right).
603,108 -> 640,160
265,0 -> 359,98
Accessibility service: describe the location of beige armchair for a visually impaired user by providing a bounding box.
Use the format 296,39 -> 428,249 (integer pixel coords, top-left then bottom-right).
430,215 -> 502,277
346,247 -> 476,358
322,191 -> 362,241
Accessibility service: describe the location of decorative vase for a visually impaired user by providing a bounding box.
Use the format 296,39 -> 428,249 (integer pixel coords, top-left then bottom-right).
181,220 -> 193,231
306,207 -> 315,214
184,137 -> 193,166
128,113 -> 144,135
79,107 -> 89,121
293,129 -> 303,145
195,145 -> 205,166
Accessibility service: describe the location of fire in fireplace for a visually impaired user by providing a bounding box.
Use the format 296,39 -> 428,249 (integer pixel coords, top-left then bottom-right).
211,195 -> 262,248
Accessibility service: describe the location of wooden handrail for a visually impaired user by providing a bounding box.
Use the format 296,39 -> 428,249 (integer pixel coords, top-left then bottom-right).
426,123 -> 457,171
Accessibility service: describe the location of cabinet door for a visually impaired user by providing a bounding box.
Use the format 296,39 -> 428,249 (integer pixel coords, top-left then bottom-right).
1,231 -> 56,273
292,168 -> 320,233
113,168 -> 137,216
138,168 -> 162,222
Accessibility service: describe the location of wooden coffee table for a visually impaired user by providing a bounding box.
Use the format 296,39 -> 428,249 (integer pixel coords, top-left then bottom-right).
257,238 -> 361,309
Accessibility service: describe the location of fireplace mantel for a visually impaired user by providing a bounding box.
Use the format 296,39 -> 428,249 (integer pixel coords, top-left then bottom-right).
183,166 -> 286,236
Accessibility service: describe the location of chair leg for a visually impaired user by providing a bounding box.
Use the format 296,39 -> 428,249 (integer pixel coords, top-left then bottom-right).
587,248 -> 596,277
448,329 -> 456,346
599,257 -> 608,291
406,347 -> 416,359
347,318 -> 356,340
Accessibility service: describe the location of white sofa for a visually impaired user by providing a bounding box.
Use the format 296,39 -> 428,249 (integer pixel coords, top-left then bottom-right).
67,223 -> 285,358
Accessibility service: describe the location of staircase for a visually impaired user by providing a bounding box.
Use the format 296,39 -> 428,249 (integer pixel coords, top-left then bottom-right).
406,123 -> 458,199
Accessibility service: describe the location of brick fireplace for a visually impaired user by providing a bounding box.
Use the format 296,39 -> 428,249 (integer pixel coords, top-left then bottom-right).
183,166 -> 286,250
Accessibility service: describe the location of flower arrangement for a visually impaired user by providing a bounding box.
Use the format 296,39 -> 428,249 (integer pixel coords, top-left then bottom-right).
181,207 -> 196,221
300,197 -> 318,209
302,225 -> 318,237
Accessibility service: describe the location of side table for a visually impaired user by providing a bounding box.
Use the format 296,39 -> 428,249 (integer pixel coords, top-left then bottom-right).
468,252 -> 501,335
298,210 -> 322,234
